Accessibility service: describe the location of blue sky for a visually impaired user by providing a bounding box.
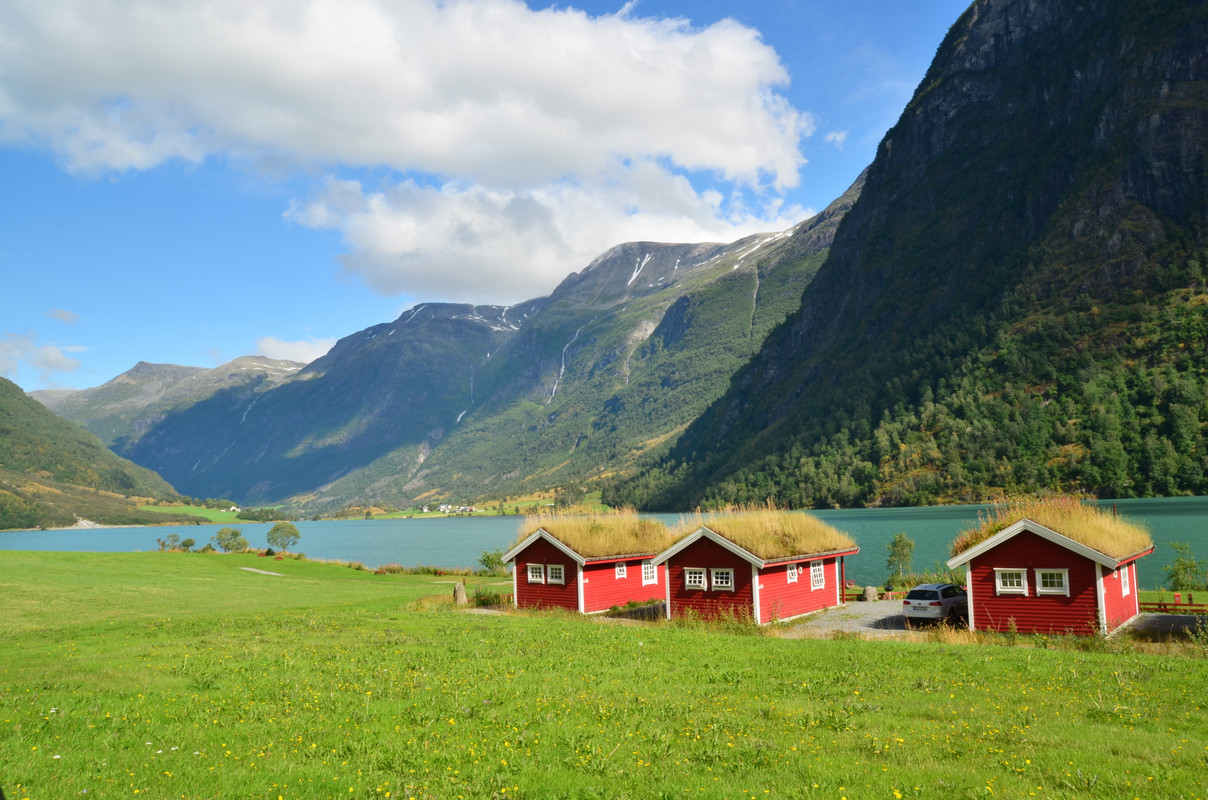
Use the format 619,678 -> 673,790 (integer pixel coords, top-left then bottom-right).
1,0 -> 969,392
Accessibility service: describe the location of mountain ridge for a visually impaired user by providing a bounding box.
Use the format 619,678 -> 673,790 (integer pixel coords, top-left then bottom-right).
607,0 -> 1208,510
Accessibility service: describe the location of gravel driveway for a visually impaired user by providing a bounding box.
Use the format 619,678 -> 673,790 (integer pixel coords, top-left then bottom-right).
782,600 -> 927,639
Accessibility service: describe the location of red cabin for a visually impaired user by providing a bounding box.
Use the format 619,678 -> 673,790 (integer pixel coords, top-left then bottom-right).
947,514 -> 1154,636
652,515 -> 859,625
502,520 -> 672,614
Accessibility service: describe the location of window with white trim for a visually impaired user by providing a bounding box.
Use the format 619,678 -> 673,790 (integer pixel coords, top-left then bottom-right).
810,560 -> 825,590
527,563 -> 545,584
642,562 -> 657,586
547,564 -> 565,584
684,567 -> 706,590
710,568 -> 735,592
994,568 -> 1027,595
1120,564 -> 1130,596
1036,568 -> 1069,596
615,562 -> 627,580
787,563 -> 798,584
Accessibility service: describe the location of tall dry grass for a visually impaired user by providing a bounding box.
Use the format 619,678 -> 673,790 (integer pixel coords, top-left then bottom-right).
673,504 -> 857,560
950,496 -> 1152,559
517,507 -> 675,558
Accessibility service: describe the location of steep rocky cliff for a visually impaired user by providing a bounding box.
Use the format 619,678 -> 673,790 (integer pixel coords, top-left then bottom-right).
612,0 -> 1208,509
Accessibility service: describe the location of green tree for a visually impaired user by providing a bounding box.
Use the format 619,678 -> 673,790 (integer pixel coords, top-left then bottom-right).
267,522 -> 301,554
180,537 -> 196,552
156,533 -> 181,551
479,548 -> 506,573
886,532 -> 915,587
211,527 -> 249,552
1164,542 -> 1208,591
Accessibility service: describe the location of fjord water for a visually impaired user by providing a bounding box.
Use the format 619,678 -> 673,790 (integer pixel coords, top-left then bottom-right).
1,497 -> 1204,590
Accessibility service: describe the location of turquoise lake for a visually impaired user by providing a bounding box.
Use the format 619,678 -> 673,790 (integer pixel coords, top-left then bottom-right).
1,497 -> 1205,590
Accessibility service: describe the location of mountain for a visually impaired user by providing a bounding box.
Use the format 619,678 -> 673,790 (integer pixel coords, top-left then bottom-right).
315,178 -> 860,508
0,377 -> 186,529
118,301 -> 545,504
30,357 -> 304,451
56,176 -> 859,508
608,0 -> 1208,510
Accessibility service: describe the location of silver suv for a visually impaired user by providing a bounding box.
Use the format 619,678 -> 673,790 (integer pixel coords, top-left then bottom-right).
902,583 -> 967,622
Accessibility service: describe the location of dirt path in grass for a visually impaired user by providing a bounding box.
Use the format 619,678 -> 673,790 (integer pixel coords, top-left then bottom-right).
240,567 -> 284,576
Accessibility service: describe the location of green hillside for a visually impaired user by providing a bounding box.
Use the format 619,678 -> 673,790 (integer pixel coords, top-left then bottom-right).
607,0 -> 1208,510
0,377 -> 188,528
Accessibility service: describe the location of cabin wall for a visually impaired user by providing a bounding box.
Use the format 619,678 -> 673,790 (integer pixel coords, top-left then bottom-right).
582,559 -> 664,613
667,539 -> 754,621
1101,560 -> 1140,633
968,532 -> 1099,635
757,558 -> 842,623
513,538 -> 580,612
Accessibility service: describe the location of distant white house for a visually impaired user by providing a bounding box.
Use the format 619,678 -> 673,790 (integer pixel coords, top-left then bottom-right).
229,506 -> 241,513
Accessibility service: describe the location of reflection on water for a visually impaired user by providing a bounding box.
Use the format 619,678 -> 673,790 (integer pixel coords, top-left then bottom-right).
0,497 -> 1204,590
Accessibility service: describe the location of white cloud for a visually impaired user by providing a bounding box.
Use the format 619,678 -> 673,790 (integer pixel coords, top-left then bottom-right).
0,0 -> 809,188
0,332 -> 83,387
824,130 -> 848,148
0,0 -> 817,303
256,336 -> 336,365
47,309 -> 79,324
288,164 -> 808,303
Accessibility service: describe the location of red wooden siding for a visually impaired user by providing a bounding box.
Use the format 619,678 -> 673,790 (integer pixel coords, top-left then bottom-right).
1101,560 -> 1140,632
757,557 -> 843,623
581,559 -> 665,613
968,531 -> 1099,635
666,538 -> 754,621
512,538 -> 579,612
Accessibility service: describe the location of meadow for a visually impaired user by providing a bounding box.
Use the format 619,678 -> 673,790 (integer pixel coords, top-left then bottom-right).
1,551 -> 1206,799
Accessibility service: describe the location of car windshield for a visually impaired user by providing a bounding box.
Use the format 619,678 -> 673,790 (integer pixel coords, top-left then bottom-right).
906,589 -> 939,600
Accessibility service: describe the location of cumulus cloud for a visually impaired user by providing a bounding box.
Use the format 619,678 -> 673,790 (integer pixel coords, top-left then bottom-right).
287,165 -> 809,302
0,0 -> 808,186
0,0 -> 816,302
0,332 -> 83,386
256,336 -> 336,364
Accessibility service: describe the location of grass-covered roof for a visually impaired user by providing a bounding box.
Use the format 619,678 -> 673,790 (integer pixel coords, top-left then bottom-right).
516,508 -> 675,559
949,496 -> 1153,560
674,507 -> 857,561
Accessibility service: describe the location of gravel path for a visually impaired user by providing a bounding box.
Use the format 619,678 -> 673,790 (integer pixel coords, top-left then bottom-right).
782,600 -> 926,639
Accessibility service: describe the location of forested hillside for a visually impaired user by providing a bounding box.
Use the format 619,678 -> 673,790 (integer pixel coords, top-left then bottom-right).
607,0 -> 1208,510
0,377 -> 187,529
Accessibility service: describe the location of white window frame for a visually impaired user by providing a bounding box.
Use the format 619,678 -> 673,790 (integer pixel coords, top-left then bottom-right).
710,568 -> 735,592
642,562 -> 657,586
684,567 -> 706,590
546,564 -> 565,585
615,562 -> 627,580
810,560 -> 825,590
786,563 -> 798,584
1120,564 -> 1130,596
1035,568 -> 1069,596
994,568 -> 1028,596
527,563 -> 545,584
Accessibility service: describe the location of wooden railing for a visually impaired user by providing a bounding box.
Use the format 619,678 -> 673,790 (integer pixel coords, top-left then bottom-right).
1139,594 -> 1208,614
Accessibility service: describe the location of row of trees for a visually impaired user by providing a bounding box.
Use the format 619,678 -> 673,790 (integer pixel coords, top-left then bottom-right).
156,522 -> 301,554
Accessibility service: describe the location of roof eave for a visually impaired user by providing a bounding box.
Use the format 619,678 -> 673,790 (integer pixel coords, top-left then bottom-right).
946,519 -> 1154,570
502,528 -> 586,566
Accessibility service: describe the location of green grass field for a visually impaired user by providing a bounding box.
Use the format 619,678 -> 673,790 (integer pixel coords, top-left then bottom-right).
136,504 -> 243,524
1,552 -> 1206,799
